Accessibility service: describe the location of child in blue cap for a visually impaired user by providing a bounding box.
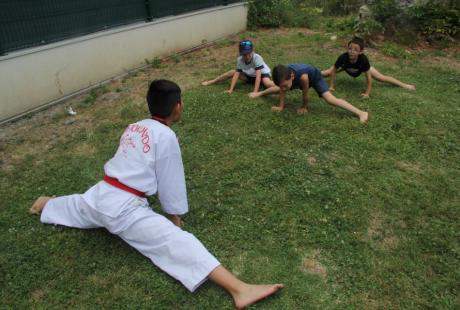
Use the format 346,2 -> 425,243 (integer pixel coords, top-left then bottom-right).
202,40 -> 279,98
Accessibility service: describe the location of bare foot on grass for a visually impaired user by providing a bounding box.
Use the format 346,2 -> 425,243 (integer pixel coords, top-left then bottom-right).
232,283 -> 284,309
271,106 -> 284,113
360,112 -> 369,124
30,196 -> 52,215
404,84 -> 416,91
201,80 -> 213,86
248,92 -> 260,98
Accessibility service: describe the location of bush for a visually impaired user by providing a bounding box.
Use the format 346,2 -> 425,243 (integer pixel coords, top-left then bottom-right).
369,0 -> 460,42
353,17 -> 383,39
408,2 -> 460,39
247,0 -> 291,28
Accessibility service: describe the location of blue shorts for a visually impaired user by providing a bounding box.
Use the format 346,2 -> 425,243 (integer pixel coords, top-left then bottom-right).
311,76 -> 329,97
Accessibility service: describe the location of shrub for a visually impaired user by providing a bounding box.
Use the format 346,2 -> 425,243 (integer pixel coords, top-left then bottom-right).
354,18 -> 383,39
247,0 -> 291,28
408,2 -> 460,39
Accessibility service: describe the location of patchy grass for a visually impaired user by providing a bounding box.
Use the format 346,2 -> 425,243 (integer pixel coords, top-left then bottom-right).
1,28 -> 459,309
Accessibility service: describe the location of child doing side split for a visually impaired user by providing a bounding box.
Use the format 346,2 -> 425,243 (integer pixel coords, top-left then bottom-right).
272,64 -> 369,123
322,37 -> 415,98
30,80 -> 283,309
201,40 -> 279,98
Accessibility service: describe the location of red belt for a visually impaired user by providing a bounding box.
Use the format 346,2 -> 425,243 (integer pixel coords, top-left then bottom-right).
103,175 -> 146,197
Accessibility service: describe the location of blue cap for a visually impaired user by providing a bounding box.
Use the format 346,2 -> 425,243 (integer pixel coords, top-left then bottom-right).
239,40 -> 253,55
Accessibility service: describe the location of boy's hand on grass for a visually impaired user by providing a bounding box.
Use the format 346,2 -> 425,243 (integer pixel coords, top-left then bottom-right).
329,87 -> 335,92
224,90 -> 233,94
169,215 -> 184,228
271,106 -> 284,113
361,92 -> 370,98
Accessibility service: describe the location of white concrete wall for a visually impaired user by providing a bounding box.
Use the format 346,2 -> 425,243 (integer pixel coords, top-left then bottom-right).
0,3 -> 247,123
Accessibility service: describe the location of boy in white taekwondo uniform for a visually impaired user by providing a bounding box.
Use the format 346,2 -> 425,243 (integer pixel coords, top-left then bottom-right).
30,80 -> 283,309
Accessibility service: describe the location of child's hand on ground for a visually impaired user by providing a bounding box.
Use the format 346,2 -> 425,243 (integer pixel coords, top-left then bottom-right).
329,87 -> 335,92
361,93 -> 370,98
296,107 -> 308,114
224,90 -> 233,94
271,106 -> 284,113
248,92 -> 260,98
169,215 -> 184,228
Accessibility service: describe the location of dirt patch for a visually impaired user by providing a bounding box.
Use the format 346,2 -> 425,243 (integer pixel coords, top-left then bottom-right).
367,211 -> 400,251
352,292 -> 393,310
30,288 -> 47,301
301,249 -> 327,279
423,55 -> 460,71
396,161 -> 423,174
307,156 -> 317,166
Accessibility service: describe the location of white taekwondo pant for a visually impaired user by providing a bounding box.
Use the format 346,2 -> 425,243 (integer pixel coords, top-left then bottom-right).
40,181 -> 220,292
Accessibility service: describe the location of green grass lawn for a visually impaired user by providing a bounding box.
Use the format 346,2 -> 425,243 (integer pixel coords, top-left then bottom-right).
1,28 -> 459,309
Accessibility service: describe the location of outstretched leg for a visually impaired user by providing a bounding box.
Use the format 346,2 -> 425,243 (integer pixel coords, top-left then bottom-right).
209,266 -> 284,309
322,91 -> 369,123
31,194 -> 100,229
369,67 -> 415,90
202,70 -> 236,86
117,205 -> 284,305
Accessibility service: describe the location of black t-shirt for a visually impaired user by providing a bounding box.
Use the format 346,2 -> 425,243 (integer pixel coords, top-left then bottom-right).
334,53 -> 371,77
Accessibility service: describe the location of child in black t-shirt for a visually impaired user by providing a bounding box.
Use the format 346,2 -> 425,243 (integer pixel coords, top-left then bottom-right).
322,37 -> 415,98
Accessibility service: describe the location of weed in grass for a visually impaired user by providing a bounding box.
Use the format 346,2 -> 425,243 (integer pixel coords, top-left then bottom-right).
128,70 -> 138,77
119,103 -> 143,121
150,57 -> 162,69
171,53 -> 181,63
81,91 -> 97,107
215,38 -> 235,48
381,42 -> 410,59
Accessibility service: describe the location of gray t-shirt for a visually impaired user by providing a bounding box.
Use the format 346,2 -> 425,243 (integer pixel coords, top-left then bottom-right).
236,53 -> 271,77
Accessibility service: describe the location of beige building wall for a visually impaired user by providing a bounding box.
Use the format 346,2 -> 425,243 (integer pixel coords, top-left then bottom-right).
0,3 -> 247,123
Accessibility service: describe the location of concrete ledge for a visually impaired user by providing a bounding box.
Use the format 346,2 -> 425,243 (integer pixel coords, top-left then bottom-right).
0,3 -> 247,123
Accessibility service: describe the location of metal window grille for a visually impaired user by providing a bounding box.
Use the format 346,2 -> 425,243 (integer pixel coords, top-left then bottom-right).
0,0 -> 241,55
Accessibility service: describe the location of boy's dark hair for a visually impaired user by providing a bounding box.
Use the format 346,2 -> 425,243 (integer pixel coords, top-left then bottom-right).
348,37 -> 365,50
147,79 -> 181,117
272,65 -> 292,86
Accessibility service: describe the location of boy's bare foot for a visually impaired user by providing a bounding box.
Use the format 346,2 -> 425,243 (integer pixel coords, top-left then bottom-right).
233,283 -> 284,309
201,80 -> 212,86
359,112 -> 369,124
296,107 -> 308,114
271,106 -> 284,113
248,92 -> 261,98
404,84 -> 416,91
30,196 -> 52,215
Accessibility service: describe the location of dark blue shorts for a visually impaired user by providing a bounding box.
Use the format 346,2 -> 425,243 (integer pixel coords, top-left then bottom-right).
242,73 -> 271,84
311,76 -> 329,97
